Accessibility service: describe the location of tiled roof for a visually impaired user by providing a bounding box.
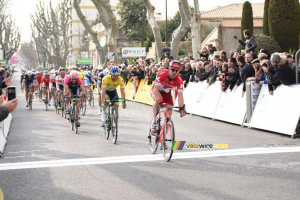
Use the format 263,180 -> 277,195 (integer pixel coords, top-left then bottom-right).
201,3 -> 264,19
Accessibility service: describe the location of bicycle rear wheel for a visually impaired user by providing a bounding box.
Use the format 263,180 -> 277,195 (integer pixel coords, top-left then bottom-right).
75,104 -> 79,134
39,88 -> 42,102
162,120 -> 175,162
104,111 -> 110,140
112,110 -> 118,144
149,118 -> 158,154
81,99 -> 86,116
29,91 -> 33,110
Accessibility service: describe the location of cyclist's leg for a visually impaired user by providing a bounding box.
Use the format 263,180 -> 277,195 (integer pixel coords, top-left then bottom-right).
98,88 -> 102,114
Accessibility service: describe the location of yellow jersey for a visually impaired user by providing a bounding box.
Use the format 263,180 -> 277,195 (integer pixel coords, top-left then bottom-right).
102,75 -> 125,91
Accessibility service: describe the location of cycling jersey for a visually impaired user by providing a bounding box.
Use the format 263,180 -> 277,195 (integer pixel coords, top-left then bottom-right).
50,74 -> 56,87
102,75 -> 125,92
41,76 -> 51,86
56,74 -> 68,90
150,69 -> 183,106
24,73 -> 36,87
83,77 -> 90,86
36,74 -> 42,84
98,72 -> 105,88
151,69 -> 183,94
64,76 -> 84,96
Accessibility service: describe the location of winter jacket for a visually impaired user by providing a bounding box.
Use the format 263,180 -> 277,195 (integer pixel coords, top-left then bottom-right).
236,63 -> 255,92
238,36 -> 257,53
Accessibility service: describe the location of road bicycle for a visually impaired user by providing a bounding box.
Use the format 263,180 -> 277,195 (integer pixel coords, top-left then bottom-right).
80,94 -> 87,116
28,86 -> 34,110
67,94 -> 83,134
87,88 -> 94,107
103,99 -> 124,144
43,86 -> 50,111
148,105 -> 182,162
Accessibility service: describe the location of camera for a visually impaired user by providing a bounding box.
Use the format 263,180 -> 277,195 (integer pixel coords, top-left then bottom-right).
7,86 -> 16,101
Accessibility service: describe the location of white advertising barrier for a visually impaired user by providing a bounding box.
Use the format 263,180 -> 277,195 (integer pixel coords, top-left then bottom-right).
0,129 -> 6,155
193,81 -> 222,118
214,84 -> 246,125
250,84 -> 300,136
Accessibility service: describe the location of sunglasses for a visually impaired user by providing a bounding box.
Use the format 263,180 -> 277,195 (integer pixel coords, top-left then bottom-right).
170,69 -> 180,73
71,78 -> 78,80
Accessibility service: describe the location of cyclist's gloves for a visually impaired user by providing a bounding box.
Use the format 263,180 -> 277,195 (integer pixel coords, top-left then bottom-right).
179,104 -> 187,117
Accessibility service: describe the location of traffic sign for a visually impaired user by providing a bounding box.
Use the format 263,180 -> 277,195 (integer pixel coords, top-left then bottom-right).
77,58 -> 92,65
107,61 -> 116,67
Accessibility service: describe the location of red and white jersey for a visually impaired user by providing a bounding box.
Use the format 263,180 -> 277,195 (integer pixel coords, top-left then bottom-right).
41,76 -> 51,86
151,69 -> 183,93
56,74 -> 68,86
50,74 -> 56,82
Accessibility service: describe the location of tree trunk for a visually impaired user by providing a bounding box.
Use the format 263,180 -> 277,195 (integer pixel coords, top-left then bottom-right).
74,0 -> 105,65
143,0 -> 163,61
171,0 -> 190,59
181,0 -> 201,60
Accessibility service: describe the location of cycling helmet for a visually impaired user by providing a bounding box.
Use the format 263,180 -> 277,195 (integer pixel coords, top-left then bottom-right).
70,71 -> 79,79
103,69 -> 110,76
51,69 -> 55,74
169,60 -> 181,70
44,70 -> 49,74
83,71 -> 88,77
36,71 -> 41,74
79,72 -> 84,79
87,71 -> 92,76
27,70 -> 33,75
59,67 -> 65,72
32,69 -> 36,72
110,66 -> 120,75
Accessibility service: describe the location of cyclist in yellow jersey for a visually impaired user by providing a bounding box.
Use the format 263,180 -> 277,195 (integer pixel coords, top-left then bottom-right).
101,66 -> 126,122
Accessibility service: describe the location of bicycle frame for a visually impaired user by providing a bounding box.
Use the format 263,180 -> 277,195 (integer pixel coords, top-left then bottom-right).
156,107 -> 173,144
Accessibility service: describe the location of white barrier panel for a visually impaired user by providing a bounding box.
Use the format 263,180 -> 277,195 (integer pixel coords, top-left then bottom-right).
193,81 -> 222,118
5,113 -> 12,129
214,84 -> 246,125
3,121 -> 9,138
250,84 -> 300,136
0,129 -> 6,155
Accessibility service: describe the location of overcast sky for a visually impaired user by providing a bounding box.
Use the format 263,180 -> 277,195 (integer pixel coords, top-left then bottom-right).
10,0 -> 265,43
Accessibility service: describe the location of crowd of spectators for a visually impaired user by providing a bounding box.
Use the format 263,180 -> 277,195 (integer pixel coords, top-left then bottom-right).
118,29 -> 299,98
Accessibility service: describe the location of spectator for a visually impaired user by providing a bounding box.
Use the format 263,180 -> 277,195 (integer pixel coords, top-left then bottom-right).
228,57 -> 239,69
235,29 -> 257,53
260,49 -> 270,60
164,52 -> 173,61
229,50 -> 234,58
162,44 -> 171,58
220,50 -> 227,61
0,97 -> 18,121
220,64 -> 229,92
208,44 -> 217,55
241,50 -> 246,57
0,68 -> 10,95
287,54 -> 296,70
180,63 -> 193,88
184,56 -> 190,64
206,63 -> 216,86
194,61 -> 207,82
267,53 -> 299,86
235,55 -> 255,96
190,63 -> 197,82
270,53 -> 281,72
164,58 -> 170,68
246,59 -> 264,83
147,67 -> 157,85
200,47 -> 209,61
260,60 -> 276,95
245,53 -> 254,65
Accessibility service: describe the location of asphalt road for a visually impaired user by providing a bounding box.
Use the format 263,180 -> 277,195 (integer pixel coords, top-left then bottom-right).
0,71 -> 300,200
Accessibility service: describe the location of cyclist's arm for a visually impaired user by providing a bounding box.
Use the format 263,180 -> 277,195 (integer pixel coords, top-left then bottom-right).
177,91 -> 184,107
153,85 -> 163,101
120,88 -> 125,100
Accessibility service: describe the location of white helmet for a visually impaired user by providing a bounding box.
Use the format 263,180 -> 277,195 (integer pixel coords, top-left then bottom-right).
51,69 -> 55,74
27,70 -> 33,75
103,69 -> 110,76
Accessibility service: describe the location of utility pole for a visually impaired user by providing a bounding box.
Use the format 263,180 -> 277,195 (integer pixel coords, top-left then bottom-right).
165,0 -> 168,46
141,9 -> 146,46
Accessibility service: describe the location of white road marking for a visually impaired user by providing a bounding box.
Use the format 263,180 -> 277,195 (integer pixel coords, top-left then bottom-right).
0,146 -> 299,171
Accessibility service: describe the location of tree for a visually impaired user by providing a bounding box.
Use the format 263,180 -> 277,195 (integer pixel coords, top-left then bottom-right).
117,0 -> 147,42
74,0 -> 119,66
31,0 -> 70,68
19,41 -> 38,67
269,0 -> 300,52
0,0 -> 21,61
241,1 -> 253,41
181,0 -> 201,60
263,0 -> 270,36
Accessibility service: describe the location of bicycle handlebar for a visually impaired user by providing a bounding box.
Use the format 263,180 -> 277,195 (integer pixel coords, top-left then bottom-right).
104,99 -> 125,103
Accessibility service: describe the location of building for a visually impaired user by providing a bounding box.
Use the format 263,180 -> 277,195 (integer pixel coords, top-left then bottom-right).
201,3 -> 264,54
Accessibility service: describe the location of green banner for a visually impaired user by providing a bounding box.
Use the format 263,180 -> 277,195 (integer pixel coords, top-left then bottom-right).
0,60 -> 7,66
77,58 -> 92,65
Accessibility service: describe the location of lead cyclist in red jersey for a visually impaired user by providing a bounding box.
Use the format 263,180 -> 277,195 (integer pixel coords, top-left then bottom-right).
150,60 -> 186,133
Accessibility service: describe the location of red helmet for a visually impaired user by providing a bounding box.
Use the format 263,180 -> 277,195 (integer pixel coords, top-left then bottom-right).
169,60 -> 181,70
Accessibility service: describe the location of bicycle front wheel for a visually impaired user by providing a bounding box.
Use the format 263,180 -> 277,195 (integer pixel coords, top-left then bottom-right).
29,92 -> 33,110
149,118 -> 158,154
112,110 -> 118,144
162,120 -> 175,162
75,104 -> 79,134
104,111 -> 110,140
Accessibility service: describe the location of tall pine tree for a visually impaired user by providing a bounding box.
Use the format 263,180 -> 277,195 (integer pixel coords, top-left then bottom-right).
263,0 -> 270,36
269,0 -> 300,52
241,1 -> 253,41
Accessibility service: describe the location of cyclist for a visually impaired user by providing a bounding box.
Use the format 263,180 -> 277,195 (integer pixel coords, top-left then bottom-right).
97,69 -> 110,114
41,72 -> 51,105
50,70 -> 57,105
82,71 -> 91,100
56,67 -> 68,110
35,71 -> 42,95
86,71 -> 95,101
64,71 -> 86,126
101,66 -> 126,123
150,60 -> 186,133
22,70 -> 38,107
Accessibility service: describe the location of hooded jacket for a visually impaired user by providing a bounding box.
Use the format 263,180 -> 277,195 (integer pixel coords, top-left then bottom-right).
239,36 -> 257,53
